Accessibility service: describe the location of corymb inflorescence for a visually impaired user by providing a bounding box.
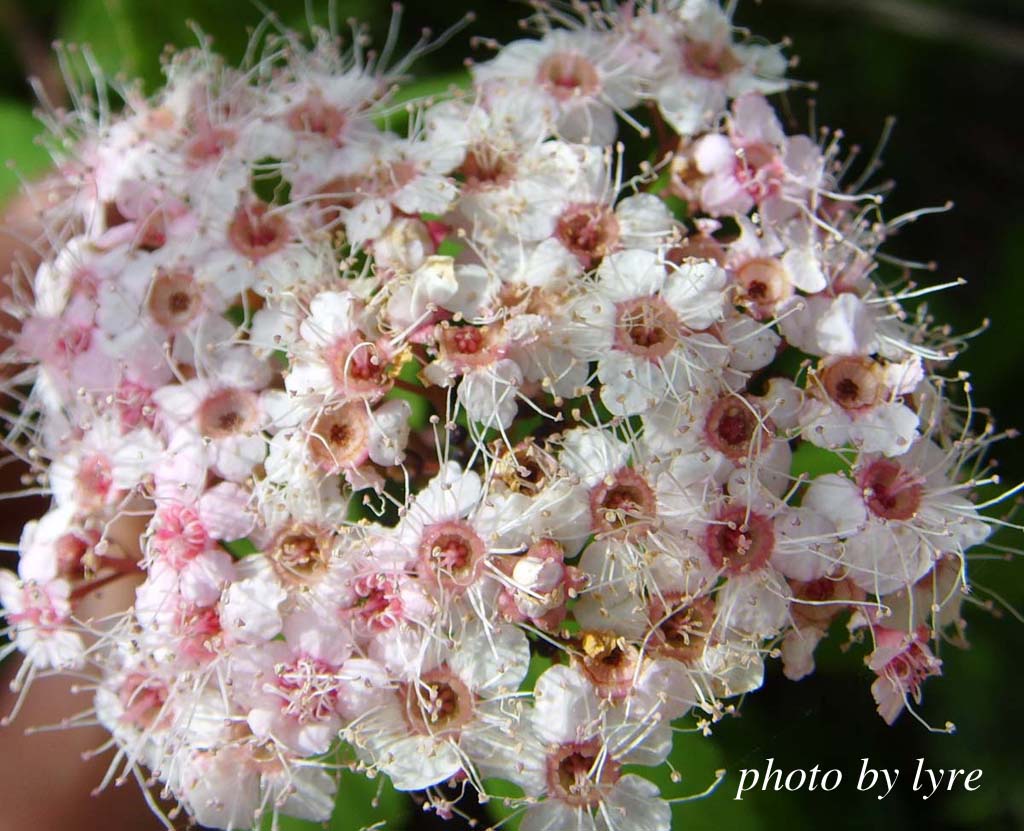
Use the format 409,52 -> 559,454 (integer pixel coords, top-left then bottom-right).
0,2 -> 1019,830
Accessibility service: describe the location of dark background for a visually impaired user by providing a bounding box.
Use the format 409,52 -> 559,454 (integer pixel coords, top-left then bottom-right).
1,1 -> 1022,829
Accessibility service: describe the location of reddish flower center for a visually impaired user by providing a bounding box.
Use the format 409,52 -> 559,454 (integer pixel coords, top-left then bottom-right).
704,396 -> 771,461
577,632 -> 639,700
857,459 -> 924,521
733,142 -> 783,202
650,594 -> 716,663
460,144 -> 517,190
326,336 -> 392,398
349,573 -> 404,633
439,324 -> 501,371
705,506 -> 775,573
419,520 -> 486,591
76,454 -> 114,504
286,95 -> 347,143
734,257 -> 792,309
185,126 -> 236,167
555,203 -> 620,267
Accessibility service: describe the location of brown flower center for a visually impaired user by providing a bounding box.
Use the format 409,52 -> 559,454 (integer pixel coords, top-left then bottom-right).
589,467 -> 657,538
148,268 -> 202,330
197,388 -> 259,439
613,296 -> 681,360
821,357 -> 882,411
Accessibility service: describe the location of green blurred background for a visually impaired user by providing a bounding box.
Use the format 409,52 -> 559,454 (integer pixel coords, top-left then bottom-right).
1,1 -> 1022,829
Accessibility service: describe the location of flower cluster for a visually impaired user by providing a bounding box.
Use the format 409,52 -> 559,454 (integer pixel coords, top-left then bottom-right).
0,3 -> 1012,830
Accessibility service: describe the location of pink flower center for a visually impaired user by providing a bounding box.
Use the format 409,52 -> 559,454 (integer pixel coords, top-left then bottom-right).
326,336 -> 392,399
275,656 -> 341,724
57,322 -> 93,358
348,573 -> 404,633
857,459 -> 924,521
438,324 -> 504,371
228,202 -> 290,260
555,203 -> 620,268
178,605 -> 222,662
118,673 -> 170,729
545,740 -> 621,808
185,126 -> 236,167
76,453 -> 114,504
9,583 -> 66,630
153,505 -> 210,567
705,506 -> 775,574
537,52 -> 601,102
419,520 -> 487,591
116,381 -> 155,430
614,296 -> 680,360
286,94 -> 347,143
733,142 -> 784,203
460,144 -> 517,191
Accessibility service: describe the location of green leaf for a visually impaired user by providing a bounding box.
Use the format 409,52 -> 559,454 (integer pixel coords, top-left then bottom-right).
222,537 -> 258,558
252,157 -> 292,207
374,70 -> 471,133
645,732 -> 764,831
789,442 -> 852,480
0,99 -> 51,200
383,356 -> 431,431
58,0 -> 311,92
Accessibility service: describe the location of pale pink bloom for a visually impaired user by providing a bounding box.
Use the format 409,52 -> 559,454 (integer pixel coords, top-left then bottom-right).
638,0 -> 788,136
0,572 -> 84,670
690,95 -> 823,220
868,627 -> 942,725
472,28 -> 646,145
497,665 -> 673,831
570,248 -> 728,415
804,440 -> 990,595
